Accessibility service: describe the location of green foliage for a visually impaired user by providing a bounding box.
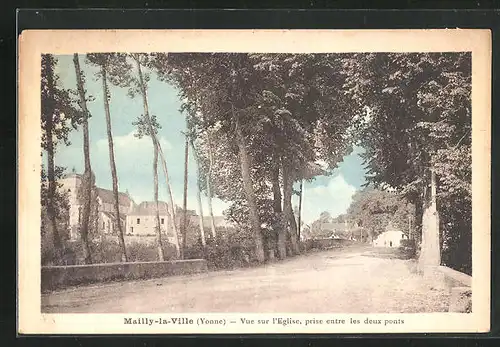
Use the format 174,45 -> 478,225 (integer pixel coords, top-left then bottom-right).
344,53 -> 471,198
41,54 -> 84,150
86,53 -> 133,89
40,165 -> 70,226
40,52 -> 471,274
343,52 -> 471,272
59,239 -> 179,265
346,186 -> 413,238
152,53 -> 357,257
132,114 -> 162,138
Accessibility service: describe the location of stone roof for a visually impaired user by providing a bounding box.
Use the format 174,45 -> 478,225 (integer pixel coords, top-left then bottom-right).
96,188 -> 133,207
130,201 -> 170,216
63,172 -> 84,179
101,211 -> 126,221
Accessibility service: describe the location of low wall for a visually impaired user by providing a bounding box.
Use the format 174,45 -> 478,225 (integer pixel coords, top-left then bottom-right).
435,265 -> 472,313
437,265 -> 472,288
42,259 -> 208,292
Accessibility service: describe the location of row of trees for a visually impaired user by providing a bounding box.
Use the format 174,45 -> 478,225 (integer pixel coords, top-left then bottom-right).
151,53 -> 357,262
42,53 -> 185,265
42,52 -> 472,272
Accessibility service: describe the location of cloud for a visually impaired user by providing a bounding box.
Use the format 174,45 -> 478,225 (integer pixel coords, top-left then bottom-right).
92,131 -> 173,181
96,131 -> 172,154
301,174 -> 357,225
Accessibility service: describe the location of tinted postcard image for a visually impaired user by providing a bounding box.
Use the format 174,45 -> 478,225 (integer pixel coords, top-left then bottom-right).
18,30 -> 490,334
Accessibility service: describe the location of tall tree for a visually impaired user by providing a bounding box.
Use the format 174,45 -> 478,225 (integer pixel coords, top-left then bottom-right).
130,53 -> 165,261
152,53 -> 266,262
205,131 -> 218,239
232,106 -> 266,262
73,53 -> 94,264
181,130 -> 189,259
282,156 -> 300,255
251,53 -> 353,255
86,53 -> 131,262
271,154 -> 285,259
131,53 -> 181,259
40,165 -> 71,265
189,138 -> 207,249
297,179 -> 304,241
41,55 -> 81,264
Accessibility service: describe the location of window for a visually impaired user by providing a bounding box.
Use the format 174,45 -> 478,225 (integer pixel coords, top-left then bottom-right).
161,218 -> 165,225
137,218 -> 140,224
130,227 -> 133,233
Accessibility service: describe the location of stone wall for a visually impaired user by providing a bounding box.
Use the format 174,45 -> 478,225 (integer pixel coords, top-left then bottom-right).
436,265 -> 472,313
42,259 -> 208,292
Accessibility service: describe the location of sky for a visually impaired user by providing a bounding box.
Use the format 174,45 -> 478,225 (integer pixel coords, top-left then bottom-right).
49,54 -> 368,225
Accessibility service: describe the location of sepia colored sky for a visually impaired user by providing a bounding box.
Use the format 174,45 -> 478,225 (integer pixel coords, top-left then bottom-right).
49,54 -> 367,225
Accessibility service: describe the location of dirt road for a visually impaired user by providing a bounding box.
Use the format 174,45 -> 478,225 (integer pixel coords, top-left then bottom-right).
41,245 -> 450,313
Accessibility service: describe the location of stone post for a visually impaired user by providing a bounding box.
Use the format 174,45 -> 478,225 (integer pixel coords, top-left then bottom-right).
418,166 -> 442,279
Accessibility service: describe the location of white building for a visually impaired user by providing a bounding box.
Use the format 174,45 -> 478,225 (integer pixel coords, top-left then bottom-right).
373,226 -> 407,248
126,201 -> 176,241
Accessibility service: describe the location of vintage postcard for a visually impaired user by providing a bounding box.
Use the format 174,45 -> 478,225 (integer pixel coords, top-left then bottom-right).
18,29 -> 491,334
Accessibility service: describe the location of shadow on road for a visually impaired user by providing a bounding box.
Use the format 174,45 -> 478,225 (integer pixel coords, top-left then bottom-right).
360,247 -> 413,260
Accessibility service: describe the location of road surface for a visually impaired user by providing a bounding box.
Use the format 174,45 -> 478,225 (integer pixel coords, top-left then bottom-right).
41,245 -> 450,313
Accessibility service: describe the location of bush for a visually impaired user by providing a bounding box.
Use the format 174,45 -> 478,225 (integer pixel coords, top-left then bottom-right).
49,238 -> 179,265
182,226 -> 254,270
127,240 -> 178,262
399,239 -> 416,258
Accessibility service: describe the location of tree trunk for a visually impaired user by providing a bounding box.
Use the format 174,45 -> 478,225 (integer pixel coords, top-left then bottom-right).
73,53 -> 93,265
101,65 -> 128,262
282,158 -> 300,255
181,133 -> 189,259
298,179 -> 303,243
45,58 -> 63,265
232,109 -> 265,263
206,131 -> 217,240
190,139 -> 207,249
156,144 -> 181,257
272,161 -> 286,259
133,55 -> 165,261
153,146 -> 165,261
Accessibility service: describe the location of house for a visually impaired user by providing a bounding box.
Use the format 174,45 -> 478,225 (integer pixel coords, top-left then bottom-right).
126,201 -> 173,238
58,172 -> 136,240
127,202 -> 234,242
373,224 -> 407,248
